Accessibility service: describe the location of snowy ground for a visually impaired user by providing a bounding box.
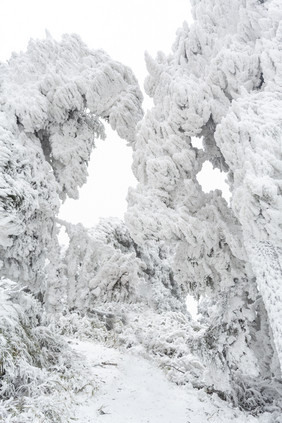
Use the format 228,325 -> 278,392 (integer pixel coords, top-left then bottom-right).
70,340 -> 263,423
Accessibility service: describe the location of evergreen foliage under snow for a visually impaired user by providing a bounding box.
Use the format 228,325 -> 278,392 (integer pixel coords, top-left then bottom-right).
0,278 -> 96,422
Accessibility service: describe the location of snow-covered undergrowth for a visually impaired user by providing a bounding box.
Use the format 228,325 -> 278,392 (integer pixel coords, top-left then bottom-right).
0,278 -> 97,423
53,219 -> 282,419
54,304 -> 282,421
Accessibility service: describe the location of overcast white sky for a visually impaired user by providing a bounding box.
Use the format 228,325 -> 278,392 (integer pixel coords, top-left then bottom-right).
1,1 -> 229,228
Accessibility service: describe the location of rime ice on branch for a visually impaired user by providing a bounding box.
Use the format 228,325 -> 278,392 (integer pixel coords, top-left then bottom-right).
57,217 -> 184,312
0,34 -> 143,293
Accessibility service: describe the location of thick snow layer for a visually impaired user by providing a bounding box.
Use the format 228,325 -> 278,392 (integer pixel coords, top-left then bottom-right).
71,340 -> 263,423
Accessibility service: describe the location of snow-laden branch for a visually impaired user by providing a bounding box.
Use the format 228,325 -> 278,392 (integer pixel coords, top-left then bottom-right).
0,34 -> 143,291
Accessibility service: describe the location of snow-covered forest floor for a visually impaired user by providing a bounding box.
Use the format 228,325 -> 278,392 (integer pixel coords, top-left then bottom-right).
0,278 -> 281,423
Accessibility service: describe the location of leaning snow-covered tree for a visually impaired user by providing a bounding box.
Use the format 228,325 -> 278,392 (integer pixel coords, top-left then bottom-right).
0,34 -> 143,305
58,217 -> 185,312
126,0 -> 282,412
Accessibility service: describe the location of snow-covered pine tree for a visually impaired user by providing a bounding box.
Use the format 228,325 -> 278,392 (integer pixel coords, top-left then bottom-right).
0,34 -> 143,304
126,0 -> 282,411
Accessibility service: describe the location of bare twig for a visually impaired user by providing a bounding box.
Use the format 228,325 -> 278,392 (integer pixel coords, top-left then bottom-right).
101,361 -> 118,366
162,364 -> 185,374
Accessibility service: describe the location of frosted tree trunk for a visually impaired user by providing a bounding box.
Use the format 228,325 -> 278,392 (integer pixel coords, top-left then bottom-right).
247,241 -> 282,367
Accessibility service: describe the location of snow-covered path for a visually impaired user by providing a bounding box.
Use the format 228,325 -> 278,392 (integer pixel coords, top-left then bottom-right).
72,341 -> 188,423
71,340 -> 260,423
